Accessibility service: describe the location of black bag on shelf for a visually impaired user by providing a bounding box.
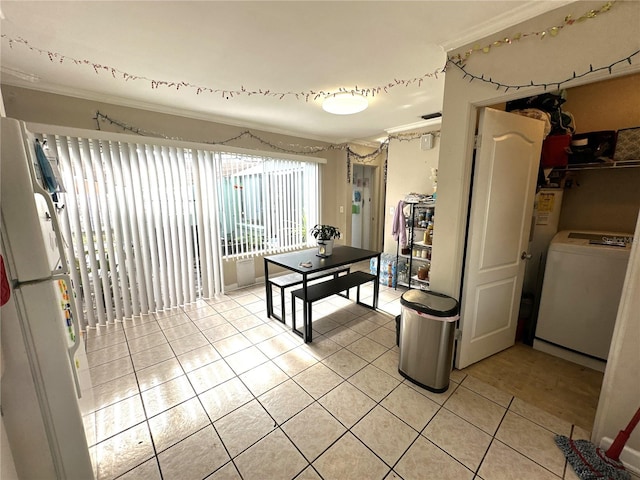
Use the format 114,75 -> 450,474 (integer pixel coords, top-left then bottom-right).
568,131 -> 617,164
507,93 -> 575,136
506,93 -> 565,113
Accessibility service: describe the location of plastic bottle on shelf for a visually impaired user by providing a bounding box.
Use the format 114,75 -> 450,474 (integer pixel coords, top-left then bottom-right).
426,208 -> 434,222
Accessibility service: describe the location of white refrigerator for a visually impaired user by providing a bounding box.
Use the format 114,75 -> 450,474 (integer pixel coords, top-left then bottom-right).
0,118 -> 95,479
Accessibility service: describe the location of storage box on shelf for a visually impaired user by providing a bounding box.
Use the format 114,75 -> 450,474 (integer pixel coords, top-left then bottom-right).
396,200 -> 435,290
549,126 -> 640,172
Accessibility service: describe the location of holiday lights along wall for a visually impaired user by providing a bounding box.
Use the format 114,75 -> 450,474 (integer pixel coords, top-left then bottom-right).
453,50 -> 639,92
94,111 -> 440,185
448,1 -> 616,66
94,111 -> 430,163
0,1 -> 620,102
1,34 -> 444,102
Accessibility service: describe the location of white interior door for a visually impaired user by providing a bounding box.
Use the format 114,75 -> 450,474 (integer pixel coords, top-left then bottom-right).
351,165 -> 375,249
456,108 -> 544,369
351,165 -> 363,248
361,169 -> 372,249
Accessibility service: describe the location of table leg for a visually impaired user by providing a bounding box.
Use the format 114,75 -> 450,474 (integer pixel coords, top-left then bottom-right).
306,299 -> 313,342
302,273 -> 308,343
264,258 -> 272,318
373,253 -> 381,309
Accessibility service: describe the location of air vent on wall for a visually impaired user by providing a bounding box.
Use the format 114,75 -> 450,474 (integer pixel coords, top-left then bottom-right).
421,112 -> 442,121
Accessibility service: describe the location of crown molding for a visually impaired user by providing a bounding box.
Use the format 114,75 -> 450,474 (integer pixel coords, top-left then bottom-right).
385,118 -> 442,135
440,0 -> 577,52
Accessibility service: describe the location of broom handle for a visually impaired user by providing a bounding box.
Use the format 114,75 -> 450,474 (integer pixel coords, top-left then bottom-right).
606,406 -> 640,461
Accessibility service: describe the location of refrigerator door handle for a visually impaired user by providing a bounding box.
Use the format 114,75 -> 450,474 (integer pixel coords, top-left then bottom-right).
54,273 -> 83,399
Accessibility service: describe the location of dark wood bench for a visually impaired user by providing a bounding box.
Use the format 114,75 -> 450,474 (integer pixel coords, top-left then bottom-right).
268,266 -> 351,324
291,271 -> 378,342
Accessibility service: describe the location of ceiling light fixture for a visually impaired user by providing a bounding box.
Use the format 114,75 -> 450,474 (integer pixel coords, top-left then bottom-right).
322,92 -> 368,115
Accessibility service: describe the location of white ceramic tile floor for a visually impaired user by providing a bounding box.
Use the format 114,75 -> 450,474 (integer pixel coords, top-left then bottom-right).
84,267 -> 608,480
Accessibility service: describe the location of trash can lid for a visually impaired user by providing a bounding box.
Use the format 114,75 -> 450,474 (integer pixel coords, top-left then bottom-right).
400,290 -> 459,317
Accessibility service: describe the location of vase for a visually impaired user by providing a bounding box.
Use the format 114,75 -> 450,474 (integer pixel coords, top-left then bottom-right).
317,239 -> 334,257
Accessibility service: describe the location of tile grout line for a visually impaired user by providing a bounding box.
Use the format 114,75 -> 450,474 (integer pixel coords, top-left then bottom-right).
471,394 -> 515,478
275,332 -> 463,478
391,381 -> 484,478
91,284 -> 546,480
115,314 -> 167,480
180,295 -> 377,478
227,293 -> 402,478
91,288 -> 395,478
215,290 -> 397,477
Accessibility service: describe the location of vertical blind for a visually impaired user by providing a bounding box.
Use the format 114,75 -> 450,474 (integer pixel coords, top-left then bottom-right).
218,153 -> 318,258
38,129 -> 320,328
43,134 -> 225,328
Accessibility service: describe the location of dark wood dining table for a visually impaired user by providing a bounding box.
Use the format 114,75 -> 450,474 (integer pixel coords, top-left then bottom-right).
264,246 -> 382,341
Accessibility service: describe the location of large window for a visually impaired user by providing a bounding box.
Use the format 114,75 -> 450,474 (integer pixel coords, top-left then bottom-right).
34,124 -> 322,327
217,153 -> 319,258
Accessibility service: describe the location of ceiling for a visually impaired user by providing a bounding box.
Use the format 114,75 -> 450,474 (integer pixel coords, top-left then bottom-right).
0,1 -> 571,144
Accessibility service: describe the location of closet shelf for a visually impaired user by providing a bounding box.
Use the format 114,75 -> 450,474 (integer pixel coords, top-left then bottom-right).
398,253 -> 431,262
412,241 -> 432,248
553,158 -> 640,171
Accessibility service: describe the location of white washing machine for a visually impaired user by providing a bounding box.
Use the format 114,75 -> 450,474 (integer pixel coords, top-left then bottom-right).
533,230 -> 632,371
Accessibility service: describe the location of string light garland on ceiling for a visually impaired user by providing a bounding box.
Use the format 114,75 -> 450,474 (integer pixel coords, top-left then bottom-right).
0,0 -> 621,112
448,49 -> 639,92
1,34 -> 444,102
448,1 -> 616,66
0,1 -> 619,105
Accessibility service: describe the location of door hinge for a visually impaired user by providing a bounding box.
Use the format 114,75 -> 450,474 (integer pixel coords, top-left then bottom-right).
474,135 -> 482,149
455,328 -> 462,341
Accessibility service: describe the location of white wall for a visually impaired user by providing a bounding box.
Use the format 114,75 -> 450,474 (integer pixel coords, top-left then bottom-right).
0,417 -> 18,480
592,210 -> 640,464
383,129 -> 440,255
559,167 -> 640,233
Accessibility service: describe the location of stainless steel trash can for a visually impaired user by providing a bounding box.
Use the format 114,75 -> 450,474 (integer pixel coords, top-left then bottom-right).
398,290 -> 459,392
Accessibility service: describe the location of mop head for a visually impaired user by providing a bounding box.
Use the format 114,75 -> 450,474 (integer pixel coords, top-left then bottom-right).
554,435 -> 630,480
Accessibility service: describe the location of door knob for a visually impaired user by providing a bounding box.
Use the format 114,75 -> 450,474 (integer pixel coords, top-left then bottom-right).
521,251 -> 532,260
